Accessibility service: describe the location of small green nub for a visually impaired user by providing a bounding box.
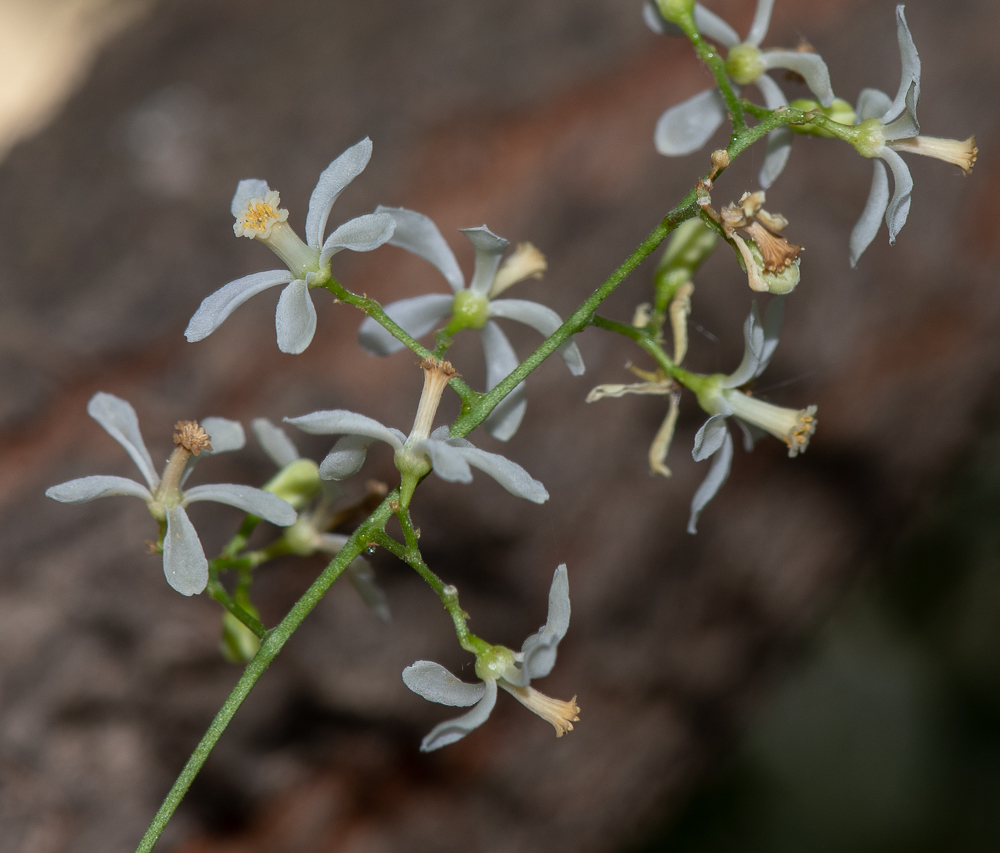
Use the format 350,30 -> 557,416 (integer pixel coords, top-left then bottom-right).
262,458 -> 321,509
655,0 -> 695,25
725,43 -> 765,86
219,609 -> 261,664
450,289 -> 490,331
788,98 -> 858,139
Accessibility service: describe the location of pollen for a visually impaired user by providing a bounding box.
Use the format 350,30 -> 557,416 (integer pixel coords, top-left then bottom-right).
744,221 -> 801,272
173,420 -> 213,455
786,405 -> 818,458
502,682 -> 581,737
234,190 -> 289,239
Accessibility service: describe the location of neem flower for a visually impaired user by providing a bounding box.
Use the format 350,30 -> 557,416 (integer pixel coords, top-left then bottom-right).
847,6 -> 977,266
402,564 -> 579,751
645,0 -> 835,187
285,358 -> 549,506
185,139 -> 395,353
357,207 -> 584,441
688,300 -> 816,533
46,393 -> 296,595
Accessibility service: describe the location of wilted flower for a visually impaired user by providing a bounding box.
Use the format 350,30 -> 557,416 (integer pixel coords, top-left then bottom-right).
718,191 -> 801,293
847,6 -> 977,266
357,208 -> 584,441
46,393 -> 296,595
185,139 -> 396,353
645,0 -> 835,187
402,564 -> 579,751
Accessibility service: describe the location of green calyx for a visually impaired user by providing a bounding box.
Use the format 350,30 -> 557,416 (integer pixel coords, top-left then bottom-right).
474,644 -> 517,683
689,373 -> 726,414
849,117 -> 887,158
748,242 -> 800,295
395,447 -> 433,507
262,458 -> 321,509
655,0 -> 695,25
449,290 -> 490,331
725,43 -> 764,86
788,98 -> 858,138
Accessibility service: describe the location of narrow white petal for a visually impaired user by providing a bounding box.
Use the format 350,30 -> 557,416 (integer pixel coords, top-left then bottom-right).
856,87 -> 893,122
761,52 -> 834,106
163,506 -> 208,596
416,438 -> 473,483
849,160 -> 890,267
884,5 -> 920,124
461,226 -> 509,296
882,81 -> 919,141
251,418 -> 300,468
305,138 -> 372,249
687,429 -> 734,534
419,679 -> 498,752
746,0 -> 775,46
520,564 -> 570,681
723,305 -> 764,388
692,414 -> 729,461
642,1 -> 676,35
285,410 -> 405,448
46,475 -> 153,504
185,270 -> 293,342
184,483 -> 297,526
231,179 -> 270,217
375,206 -> 465,293
486,299 -> 585,375
480,322 -> 527,442
403,661 -> 486,707
357,293 -> 454,356
880,146 -> 913,244
448,441 -> 549,504
757,296 -> 784,376
319,434 -> 378,480
319,212 -> 396,265
86,392 -> 158,489
759,127 -> 792,189
654,89 -> 728,156
200,417 -> 246,455
275,279 -> 317,354
694,4 -> 740,47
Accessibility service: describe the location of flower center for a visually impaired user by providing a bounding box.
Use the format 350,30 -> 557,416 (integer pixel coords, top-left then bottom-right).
853,118 -> 887,159
234,191 -> 289,239
499,682 -> 581,737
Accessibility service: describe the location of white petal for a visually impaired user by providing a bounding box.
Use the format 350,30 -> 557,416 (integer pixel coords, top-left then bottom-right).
163,506 -> 208,596
856,87 -> 893,122
687,428 -> 734,534
882,81 -> 919,141
757,296 -> 784,376
319,212 -> 396,265
357,293 -> 454,356
275,279 -> 317,354
880,146 -> 913,244
746,0 -> 775,46
884,5 -> 920,125
375,206 -> 465,293
86,392 -> 158,489
486,299 -> 585,375
446,441 -> 549,504
200,417 -> 246,454
461,226 -> 509,296
520,564 -> 570,681
642,1 -> 677,35
345,559 -> 391,622
419,679 -> 498,752
416,438 -> 473,483
753,74 -> 793,188
654,89 -> 728,156
480,322 -> 527,441
46,475 -> 153,504
231,179 -> 270,217
183,483 -> 297,526
694,4 -> 740,47
692,414 -> 729,461
251,418 -> 300,468
285,410 -> 405,448
305,138 -> 372,249
849,159 -> 890,267
185,269 -> 293,342
761,52 -> 834,107
723,304 -> 764,388
319,434 -> 379,480
403,661 -> 486,707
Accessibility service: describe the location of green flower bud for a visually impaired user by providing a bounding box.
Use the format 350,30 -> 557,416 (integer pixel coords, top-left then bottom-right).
261,458 -> 320,509
219,608 -> 261,664
655,0 -> 695,25
658,217 -> 719,278
725,43 -> 765,86
450,289 -> 490,330
788,98 -> 858,139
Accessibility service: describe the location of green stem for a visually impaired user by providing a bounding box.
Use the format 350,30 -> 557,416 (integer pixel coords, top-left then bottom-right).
591,314 -> 703,392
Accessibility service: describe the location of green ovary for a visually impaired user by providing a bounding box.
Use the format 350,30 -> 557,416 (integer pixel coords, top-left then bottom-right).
451,290 -> 490,330
725,43 -> 764,85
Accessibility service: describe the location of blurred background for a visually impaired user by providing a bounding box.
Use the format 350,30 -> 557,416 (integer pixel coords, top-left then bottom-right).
1,0 -> 998,850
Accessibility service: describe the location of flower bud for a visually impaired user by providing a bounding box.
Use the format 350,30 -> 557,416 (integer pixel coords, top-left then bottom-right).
262,458 -> 321,509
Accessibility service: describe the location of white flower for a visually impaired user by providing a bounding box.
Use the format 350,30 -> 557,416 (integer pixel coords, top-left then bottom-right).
402,565 -> 579,751
848,6 -> 976,266
687,299 -> 816,533
357,207 -> 585,441
645,0 -> 835,188
46,393 -> 297,595
185,139 -> 396,354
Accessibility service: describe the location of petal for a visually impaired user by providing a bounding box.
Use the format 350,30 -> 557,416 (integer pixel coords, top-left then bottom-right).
320,434 -> 379,480
461,226 -> 509,296
746,0 -> 775,46
692,414 -> 729,461
480,322 -> 527,441
760,51 -> 834,107
275,279 -> 317,354
183,483 -> 297,526
416,438 -> 474,483
757,296 -> 785,376
86,392 -> 158,489
231,179 -> 270,217
163,506 -> 208,596
880,146 -> 913,244
446,441 -> 549,504
882,81 -> 919,141
486,299 -> 585,375
285,410 -> 405,448
402,661 -> 486,707
375,206 -> 465,293
687,428 -> 734,534
319,212 -> 396,265
305,138 -> 372,249
185,269 -> 293,343
722,305 -> 764,388
344,558 -> 391,622
849,159 -> 890,267
856,87 -> 893,123
753,74 -> 793,188
694,4 -> 741,47
654,89 -> 728,157
884,4 -> 920,124
520,564 -> 570,681
643,1 -> 681,35
251,418 -> 300,468
419,679 -> 498,752
200,417 -> 246,455
46,475 -> 152,504
357,293 -> 454,356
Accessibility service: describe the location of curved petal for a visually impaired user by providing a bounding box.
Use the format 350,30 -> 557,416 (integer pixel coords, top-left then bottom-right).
447,441 -> 549,504
419,679 -> 498,752
856,87 -> 892,122
319,212 -> 396,265
357,293 -> 454,356
880,146 -> 913,245
884,5 -> 920,125
520,564 -> 570,681
251,418 -> 300,468
403,661 -> 486,707
461,226 -> 509,296
46,475 -> 152,504
753,73 -> 793,189
849,159 -> 890,267
183,483 -> 297,527
654,89 -> 728,157
746,0 -> 775,46
305,138 -> 372,249
416,438 -> 473,483
882,81 -> 919,141
375,206 -> 465,293
319,433 -> 378,480
231,179 -> 270,217
761,51 -> 834,107
185,269 -> 293,343
723,305 -> 764,388
692,414 -> 730,462
694,3 -> 740,47
285,410 -> 405,448
86,392 -> 158,489
687,428 -> 734,535
480,322 -> 527,442
275,279 -> 317,354
200,417 -> 246,455
486,299 -> 585,376
163,505 -> 208,596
